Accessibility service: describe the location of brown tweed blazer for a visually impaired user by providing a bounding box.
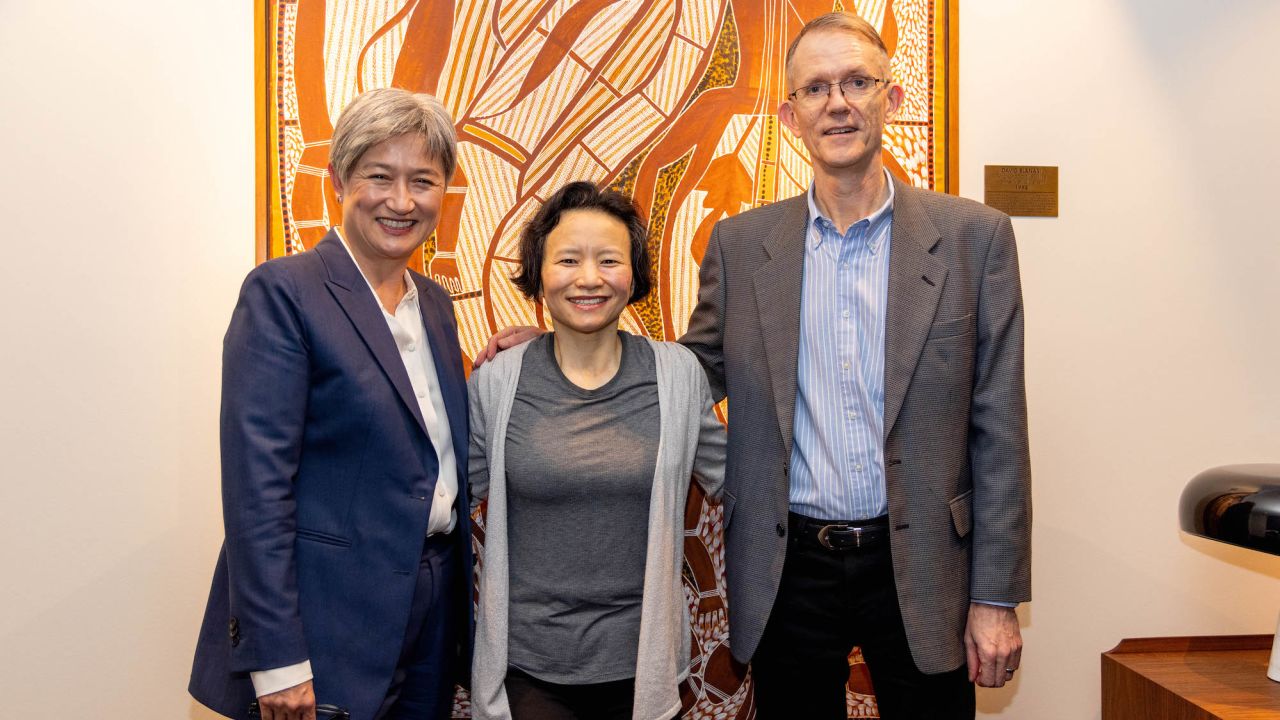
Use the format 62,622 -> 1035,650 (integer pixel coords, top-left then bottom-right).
679,174 -> 1032,674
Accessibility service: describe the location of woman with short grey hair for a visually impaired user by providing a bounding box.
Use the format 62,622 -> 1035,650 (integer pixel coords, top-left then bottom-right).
190,87 -> 473,720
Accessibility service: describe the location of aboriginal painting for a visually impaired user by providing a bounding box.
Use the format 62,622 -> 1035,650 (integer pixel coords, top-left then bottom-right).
259,1 -> 956,716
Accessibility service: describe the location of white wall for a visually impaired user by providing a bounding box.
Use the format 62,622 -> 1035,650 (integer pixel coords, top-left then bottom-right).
1,1 -> 1277,718
0,1 -> 250,717
962,1 -> 1280,718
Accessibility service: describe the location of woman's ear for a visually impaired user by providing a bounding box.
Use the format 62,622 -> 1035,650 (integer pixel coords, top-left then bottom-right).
328,163 -> 344,202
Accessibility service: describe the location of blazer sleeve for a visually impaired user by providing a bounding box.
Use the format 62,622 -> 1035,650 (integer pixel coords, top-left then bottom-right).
680,223 -> 728,402
968,214 -> 1032,603
220,261 -> 312,672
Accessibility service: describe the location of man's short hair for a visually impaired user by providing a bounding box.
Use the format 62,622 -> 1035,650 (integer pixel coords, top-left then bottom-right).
329,88 -> 457,184
512,181 -> 653,305
784,11 -> 891,81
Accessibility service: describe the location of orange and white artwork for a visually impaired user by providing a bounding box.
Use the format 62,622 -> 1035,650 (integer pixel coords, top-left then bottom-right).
260,1 -> 954,717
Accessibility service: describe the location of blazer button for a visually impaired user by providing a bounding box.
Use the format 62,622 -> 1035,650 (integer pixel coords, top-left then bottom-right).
776,523 -> 786,537
228,617 -> 241,647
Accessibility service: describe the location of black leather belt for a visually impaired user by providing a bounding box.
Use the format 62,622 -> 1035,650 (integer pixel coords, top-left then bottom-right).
422,528 -> 455,557
789,512 -> 890,550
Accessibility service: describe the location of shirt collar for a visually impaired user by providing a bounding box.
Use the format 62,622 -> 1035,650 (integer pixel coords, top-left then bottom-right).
332,227 -> 417,310
805,168 -> 896,251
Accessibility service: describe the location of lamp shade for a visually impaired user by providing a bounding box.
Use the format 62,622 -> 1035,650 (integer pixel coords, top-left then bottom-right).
1180,464 -> 1280,556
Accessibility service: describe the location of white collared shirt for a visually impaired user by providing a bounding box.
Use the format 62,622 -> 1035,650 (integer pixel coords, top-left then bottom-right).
332,230 -> 459,537
250,230 -> 458,697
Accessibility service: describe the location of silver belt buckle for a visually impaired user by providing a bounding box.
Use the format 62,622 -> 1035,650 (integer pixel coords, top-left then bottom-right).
817,523 -> 860,550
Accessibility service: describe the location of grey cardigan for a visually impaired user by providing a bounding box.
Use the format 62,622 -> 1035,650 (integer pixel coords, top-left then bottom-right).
467,338 -> 726,720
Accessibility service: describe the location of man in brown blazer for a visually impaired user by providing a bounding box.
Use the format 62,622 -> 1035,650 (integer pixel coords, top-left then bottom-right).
678,12 -> 1031,718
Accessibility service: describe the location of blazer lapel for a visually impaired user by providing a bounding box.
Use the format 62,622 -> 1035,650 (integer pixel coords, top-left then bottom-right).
883,177 -> 948,439
315,233 -> 430,437
752,196 -> 809,460
414,276 -> 469,467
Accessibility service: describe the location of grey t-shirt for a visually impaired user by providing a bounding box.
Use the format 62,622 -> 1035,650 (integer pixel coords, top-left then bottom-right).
503,331 -> 659,684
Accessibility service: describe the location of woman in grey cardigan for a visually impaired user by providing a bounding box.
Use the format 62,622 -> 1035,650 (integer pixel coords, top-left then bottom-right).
467,182 -> 725,720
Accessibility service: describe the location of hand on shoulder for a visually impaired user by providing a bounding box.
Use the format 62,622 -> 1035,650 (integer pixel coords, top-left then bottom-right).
473,325 -> 543,368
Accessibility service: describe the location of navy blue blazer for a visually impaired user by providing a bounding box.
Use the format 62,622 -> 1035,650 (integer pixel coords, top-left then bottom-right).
190,231 -> 472,720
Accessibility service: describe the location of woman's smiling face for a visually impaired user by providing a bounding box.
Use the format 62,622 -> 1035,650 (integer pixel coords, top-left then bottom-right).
331,132 -> 446,268
539,209 -> 634,339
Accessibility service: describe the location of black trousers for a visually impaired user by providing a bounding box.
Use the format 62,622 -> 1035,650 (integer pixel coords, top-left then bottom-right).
752,515 -> 974,720
504,667 -> 635,720
376,531 -> 461,720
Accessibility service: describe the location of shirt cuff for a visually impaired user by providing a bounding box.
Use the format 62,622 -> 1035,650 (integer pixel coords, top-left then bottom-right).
250,660 -> 313,698
971,599 -> 1018,608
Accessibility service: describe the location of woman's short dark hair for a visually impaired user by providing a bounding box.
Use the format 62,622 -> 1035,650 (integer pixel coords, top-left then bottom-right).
512,181 -> 653,304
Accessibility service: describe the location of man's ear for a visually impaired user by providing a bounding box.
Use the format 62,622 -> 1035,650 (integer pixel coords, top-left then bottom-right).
884,83 -> 905,123
778,100 -> 802,138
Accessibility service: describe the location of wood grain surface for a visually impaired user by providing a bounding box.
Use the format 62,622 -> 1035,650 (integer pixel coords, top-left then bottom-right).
1103,635 -> 1280,719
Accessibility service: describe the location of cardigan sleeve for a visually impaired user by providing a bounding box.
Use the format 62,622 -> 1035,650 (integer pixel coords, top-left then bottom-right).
690,355 -> 726,502
466,370 -> 490,510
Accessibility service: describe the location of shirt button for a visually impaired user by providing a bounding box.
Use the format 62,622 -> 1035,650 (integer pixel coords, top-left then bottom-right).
416,388 -> 426,398
847,410 -> 857,420
841,309 -> 850,319
437,487 -> 446,497
855,463 -> 864,472
406,343 -> 417,352
776,523 -> 786,537
842,361 -> 851,370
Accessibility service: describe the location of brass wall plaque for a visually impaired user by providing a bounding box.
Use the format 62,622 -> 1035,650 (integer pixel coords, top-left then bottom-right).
984,165 -> 1058,217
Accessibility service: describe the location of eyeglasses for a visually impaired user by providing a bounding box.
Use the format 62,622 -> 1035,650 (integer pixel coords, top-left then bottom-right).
787,76 -> 892,105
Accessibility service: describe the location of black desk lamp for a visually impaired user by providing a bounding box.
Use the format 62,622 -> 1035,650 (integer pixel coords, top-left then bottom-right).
1179,463 -> 1280,681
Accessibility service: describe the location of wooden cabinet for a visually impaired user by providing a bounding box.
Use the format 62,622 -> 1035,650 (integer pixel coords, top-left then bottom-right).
1102,635 -> 1280,719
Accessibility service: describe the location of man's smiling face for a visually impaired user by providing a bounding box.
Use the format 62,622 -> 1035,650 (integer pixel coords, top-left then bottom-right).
779,29 -> 903,179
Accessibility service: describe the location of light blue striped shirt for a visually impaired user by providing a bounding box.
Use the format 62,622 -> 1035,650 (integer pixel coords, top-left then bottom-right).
789,176 -> 894,521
